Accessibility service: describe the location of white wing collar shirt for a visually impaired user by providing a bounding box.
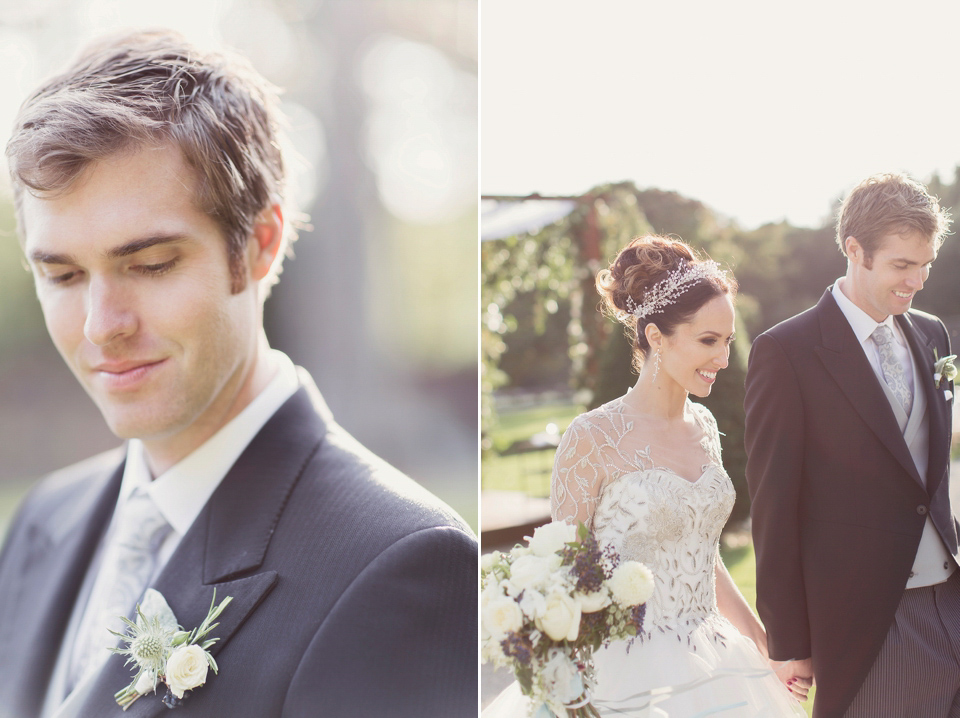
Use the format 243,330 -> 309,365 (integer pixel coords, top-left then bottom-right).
44,350 -> 301,715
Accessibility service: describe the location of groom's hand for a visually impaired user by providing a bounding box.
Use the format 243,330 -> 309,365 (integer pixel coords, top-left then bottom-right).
773,657 -> 814,702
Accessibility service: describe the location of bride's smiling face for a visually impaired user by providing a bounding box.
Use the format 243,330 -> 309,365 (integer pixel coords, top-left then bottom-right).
658,294 -> 736,398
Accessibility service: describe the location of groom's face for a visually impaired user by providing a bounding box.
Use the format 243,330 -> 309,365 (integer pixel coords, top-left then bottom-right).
20,144 -> 262,451
846,230 -> 936,323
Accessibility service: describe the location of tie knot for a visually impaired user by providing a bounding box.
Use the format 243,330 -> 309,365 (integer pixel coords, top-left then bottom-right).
873,324 -> 895,346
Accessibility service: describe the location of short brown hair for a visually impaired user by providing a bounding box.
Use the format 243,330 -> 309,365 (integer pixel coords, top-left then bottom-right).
836,173 -> 949,260
596,235 -> 737,373
6,29 -> 291,292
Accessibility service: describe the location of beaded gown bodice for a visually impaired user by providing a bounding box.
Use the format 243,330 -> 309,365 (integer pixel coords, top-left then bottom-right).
551,397 -> 735,632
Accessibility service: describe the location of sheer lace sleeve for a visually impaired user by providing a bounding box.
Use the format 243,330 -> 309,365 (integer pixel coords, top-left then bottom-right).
691,401 -> 723,467
550,417 -> 605,528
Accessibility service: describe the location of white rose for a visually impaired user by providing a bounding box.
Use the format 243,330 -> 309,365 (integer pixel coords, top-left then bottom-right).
606,561 -> 655,607
527,521 -> 577,557
575,586 -> 611,613
506,553 -> 562,596
536,590 -> 581,642
541,649 -> 584,706
165,645 -> 210,699
482,594 -> 524,640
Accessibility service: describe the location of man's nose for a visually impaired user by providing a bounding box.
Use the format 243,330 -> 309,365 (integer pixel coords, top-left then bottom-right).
907,266 -> 927,290
83,277 -> 137,345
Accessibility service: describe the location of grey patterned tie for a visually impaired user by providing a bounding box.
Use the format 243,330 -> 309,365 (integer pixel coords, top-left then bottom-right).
67,487 -> 172,691
873,324 -> 913,416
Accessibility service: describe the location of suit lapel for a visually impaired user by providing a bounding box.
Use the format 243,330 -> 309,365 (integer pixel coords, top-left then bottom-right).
897,312 -> 951,497
6,454 -> 124,718
813,290 -> 925,489
78,388 -> 326,716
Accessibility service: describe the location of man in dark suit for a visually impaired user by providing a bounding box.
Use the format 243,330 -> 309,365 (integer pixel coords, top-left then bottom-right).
745,173 -> 960,718
0,30 -> 477,718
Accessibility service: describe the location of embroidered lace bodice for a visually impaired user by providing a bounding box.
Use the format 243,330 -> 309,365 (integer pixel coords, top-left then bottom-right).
551,397 -> 735,634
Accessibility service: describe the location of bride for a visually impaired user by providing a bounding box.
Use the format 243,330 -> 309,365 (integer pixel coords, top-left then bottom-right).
486,235 -> 809,717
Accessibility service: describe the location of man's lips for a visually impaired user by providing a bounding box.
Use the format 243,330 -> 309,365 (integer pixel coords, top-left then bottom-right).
89,358 -> 167,390
91,359 -> 165,374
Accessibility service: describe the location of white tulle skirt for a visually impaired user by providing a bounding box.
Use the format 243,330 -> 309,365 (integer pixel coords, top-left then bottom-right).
483,614 -> 805,717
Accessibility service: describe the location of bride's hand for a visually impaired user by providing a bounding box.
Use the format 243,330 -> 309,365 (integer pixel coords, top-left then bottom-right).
771,658 -> 813,702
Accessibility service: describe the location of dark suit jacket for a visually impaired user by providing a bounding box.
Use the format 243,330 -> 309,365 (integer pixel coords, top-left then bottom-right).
744,289 -> 959,718
0,382 -> 478,718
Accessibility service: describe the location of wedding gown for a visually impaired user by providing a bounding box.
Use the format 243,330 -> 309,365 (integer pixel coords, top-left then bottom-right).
484,397 -> 805,717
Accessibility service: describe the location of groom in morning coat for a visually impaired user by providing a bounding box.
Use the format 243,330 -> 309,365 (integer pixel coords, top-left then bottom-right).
745,173 -> 960,717
0,31 -> 477,718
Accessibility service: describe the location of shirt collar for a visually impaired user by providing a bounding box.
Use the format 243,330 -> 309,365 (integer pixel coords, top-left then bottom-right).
118,349 -> 301,536
831,278 -> 904,346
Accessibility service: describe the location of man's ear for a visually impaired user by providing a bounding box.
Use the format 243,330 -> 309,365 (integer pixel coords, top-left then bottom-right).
249,204 -> 284,281
844,235 -> 862,263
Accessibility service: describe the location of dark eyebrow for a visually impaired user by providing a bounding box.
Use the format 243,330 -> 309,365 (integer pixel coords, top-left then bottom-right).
29,235 -> 189,265
107,234 -> 189,259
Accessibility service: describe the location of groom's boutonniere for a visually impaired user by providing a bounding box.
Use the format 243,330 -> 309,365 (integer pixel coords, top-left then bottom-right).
110,589 -> 233,710
933,349 -> 957,401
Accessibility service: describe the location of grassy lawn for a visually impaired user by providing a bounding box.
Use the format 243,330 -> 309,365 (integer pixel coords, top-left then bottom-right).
482,401 -> 583,495
486,400 -> 815,715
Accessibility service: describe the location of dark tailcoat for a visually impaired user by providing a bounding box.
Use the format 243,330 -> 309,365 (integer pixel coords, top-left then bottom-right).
0,382 -> 478,718
744,289 -> 959,718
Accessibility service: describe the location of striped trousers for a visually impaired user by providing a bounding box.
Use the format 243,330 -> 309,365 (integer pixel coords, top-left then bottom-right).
844,570 -> 960,717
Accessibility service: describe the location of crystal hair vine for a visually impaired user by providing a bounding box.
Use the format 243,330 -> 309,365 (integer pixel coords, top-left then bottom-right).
624,260 -> 725,321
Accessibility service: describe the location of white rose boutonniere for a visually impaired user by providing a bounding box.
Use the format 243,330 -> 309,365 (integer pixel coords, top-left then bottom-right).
934,349 -> 957,401
165,645 -> 210,699
111,589 -> 232,710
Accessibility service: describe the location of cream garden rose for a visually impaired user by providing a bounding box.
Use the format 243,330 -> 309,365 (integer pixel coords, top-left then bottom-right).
607,560 -> 655,607
527,521 -> 577,557
506,553 -> 563,596
165,645 -> 211,699
575,586 -> 611,613
482,594 -> 524,639
536,590 -> 581,642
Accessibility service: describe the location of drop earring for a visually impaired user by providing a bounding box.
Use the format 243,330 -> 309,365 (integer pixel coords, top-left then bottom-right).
651,348 -> 661,382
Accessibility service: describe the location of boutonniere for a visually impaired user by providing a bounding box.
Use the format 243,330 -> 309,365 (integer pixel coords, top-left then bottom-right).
934,349 -> 957,400
110,589 -> 233,710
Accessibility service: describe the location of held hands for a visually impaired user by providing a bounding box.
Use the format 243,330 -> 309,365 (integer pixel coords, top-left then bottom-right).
771,657 -> 814,702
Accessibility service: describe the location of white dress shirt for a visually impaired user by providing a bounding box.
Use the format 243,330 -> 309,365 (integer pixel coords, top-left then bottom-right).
831,278 -> 916,401
44,349 -> 301,715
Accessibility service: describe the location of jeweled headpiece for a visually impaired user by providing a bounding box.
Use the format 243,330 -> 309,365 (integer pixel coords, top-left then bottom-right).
624,260 -> 726,321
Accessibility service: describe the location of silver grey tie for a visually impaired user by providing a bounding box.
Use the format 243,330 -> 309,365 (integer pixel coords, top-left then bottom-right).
873,324 -> 913,416
68,487 -> 172,691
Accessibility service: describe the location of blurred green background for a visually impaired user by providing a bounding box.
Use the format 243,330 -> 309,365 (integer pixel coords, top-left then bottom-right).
0,0 -> 478,535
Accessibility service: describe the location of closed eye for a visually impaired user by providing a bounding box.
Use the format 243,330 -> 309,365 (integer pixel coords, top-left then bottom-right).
133,258 -> 178,276
47,270 -> 81,285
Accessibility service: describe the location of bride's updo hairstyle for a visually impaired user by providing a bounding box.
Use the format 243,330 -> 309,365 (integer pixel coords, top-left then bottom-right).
597,235 -> 737,373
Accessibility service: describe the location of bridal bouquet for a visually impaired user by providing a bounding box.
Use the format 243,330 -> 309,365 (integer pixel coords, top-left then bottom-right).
481,521 -> 654,718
